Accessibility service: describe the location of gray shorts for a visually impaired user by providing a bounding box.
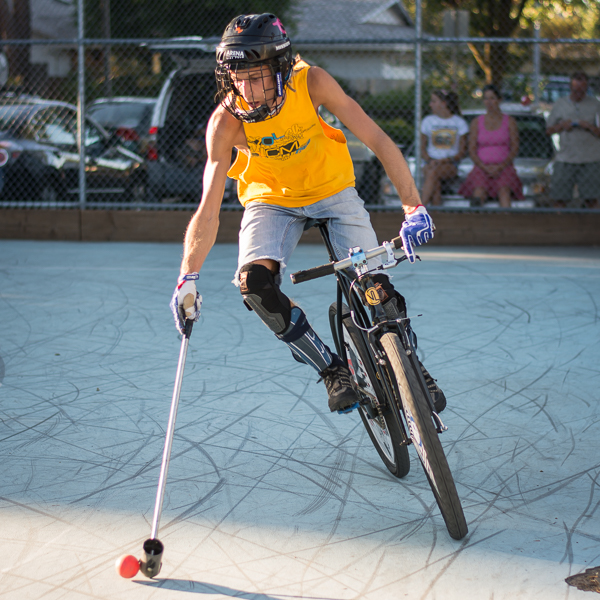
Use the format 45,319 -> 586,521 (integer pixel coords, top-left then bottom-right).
234,187 -> 382,286
550,161 -> 600,201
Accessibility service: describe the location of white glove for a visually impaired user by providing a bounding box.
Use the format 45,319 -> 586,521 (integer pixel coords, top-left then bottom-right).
400,205 -> 434,263
170,273 -> 202,334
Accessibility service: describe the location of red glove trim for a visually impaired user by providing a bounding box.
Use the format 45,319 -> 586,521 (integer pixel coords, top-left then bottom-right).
405,204 -> 423,215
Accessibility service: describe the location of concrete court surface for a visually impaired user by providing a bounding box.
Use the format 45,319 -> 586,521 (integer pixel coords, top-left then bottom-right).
0,239 -> 599,600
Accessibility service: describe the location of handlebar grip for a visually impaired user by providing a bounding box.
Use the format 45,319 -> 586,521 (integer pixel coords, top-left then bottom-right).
291,262 -> 335,284
392,236 -> 403,250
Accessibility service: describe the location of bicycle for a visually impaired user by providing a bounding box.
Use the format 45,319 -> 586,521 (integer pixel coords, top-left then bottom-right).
290,220 -> 468,541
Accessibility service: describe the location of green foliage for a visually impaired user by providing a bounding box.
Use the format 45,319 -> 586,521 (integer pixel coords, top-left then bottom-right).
357,87 -> 416,146
417,0 -> 595,38
376,117 -> 414,148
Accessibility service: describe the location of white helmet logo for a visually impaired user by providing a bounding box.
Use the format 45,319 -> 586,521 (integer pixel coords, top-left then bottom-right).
225,50 -> 245,59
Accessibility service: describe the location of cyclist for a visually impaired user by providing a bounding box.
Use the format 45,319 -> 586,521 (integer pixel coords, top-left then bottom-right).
170,13 -> 443,414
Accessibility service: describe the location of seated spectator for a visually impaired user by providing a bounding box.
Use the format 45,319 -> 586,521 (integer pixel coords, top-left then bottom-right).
546,71 -> 600,209
459,85 -> 523,207
420,90 -> 468,205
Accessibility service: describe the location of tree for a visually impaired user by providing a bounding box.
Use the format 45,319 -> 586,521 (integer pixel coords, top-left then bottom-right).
418,0 -> 595,87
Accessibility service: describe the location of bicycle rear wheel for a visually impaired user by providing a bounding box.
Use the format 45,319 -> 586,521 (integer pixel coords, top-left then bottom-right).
380,332 -> 468,540
329,303 -> 410,478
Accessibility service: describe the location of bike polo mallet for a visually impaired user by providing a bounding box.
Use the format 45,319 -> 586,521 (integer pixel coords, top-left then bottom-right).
115,317 -> 194,579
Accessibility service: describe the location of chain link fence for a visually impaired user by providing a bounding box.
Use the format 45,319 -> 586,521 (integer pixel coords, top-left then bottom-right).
0,0 -> 599,212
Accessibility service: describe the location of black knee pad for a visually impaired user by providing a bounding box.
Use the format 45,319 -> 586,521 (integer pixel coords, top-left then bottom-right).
372,273 -> 407,314
239,263 -> 292,334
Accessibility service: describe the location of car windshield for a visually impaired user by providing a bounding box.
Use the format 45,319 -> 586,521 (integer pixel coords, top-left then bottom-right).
88,102 -> 153,129
0,104 -> 33,133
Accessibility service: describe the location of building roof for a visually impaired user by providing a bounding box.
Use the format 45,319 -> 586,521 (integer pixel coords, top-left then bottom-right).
291,0 -> 415,44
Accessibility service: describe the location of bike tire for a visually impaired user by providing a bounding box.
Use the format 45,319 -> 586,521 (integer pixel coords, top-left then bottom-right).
380,332 -> 468,540
329,302 -> 410,479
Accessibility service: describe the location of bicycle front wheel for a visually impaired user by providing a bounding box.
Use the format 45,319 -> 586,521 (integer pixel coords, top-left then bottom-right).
329,303 -> 410,478
380,332 -> 468,540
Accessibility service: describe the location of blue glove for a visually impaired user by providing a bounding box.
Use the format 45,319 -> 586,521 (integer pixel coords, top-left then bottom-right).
170,273 -> 202,334
400,205 -> 434,263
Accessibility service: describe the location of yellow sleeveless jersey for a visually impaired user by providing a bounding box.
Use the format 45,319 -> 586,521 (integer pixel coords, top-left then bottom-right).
227,62 -> 356,207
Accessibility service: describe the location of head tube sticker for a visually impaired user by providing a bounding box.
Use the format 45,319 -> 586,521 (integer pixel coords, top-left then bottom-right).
365,287 -> 381,305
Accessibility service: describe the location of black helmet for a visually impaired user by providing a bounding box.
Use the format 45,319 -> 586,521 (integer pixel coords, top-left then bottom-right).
215,14 -> 295,123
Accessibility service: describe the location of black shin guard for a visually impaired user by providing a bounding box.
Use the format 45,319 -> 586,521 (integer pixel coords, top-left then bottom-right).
239,263 -> 333,373
239,263 -> 291,334
276,307 -> 333,373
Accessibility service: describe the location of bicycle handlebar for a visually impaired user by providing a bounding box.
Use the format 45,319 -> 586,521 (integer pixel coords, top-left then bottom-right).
290,236 -> 404,284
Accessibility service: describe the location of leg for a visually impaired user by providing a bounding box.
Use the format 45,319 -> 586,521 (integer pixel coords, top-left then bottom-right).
576,161 -> 600,209
422,162 -> 457,206
472,186 -> 487,205
239,262 -> 359,412
420,163 -> 437,205
550,162 -> 576,208
432,178 -> 443,206
497,186 -> 512,208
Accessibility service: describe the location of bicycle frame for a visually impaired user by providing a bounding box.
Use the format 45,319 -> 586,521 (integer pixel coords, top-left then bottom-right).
314,221 -> 413,444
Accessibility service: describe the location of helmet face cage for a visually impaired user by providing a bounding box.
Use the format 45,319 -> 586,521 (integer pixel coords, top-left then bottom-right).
215,57 -> 291,124
214,13 -> 294,123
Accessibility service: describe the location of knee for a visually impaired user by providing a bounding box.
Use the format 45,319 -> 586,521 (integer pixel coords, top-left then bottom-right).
239,263 -> 291,334
372,273 -> 407,313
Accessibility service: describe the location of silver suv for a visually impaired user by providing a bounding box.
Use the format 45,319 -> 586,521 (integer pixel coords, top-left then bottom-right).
145,37 -> 225,203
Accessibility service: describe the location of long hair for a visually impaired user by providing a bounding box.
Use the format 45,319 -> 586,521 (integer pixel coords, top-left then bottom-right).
433,89 -> 461,116
482,84 -> 502,100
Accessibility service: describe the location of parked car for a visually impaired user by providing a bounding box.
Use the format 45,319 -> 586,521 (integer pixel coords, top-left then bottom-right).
87,97 -> 156,155
0,139 -> 21,196
381,104 -> 555,207
143,37 -> 221,203
0,97 -> 146,202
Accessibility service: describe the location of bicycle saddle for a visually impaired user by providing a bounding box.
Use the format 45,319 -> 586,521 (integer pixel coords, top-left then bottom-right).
303,218 -> 328,231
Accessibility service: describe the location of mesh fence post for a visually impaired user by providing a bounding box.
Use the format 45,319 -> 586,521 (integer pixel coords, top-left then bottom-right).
77,0 -> 86,210
414,0 -> 423,193
533,23 -> 541,108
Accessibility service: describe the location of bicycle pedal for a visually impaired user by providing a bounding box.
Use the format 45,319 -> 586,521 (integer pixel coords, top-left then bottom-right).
337,402 -> 359,415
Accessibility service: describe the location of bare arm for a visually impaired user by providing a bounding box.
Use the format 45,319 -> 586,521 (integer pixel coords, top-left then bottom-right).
180,106 -> 243,275
421,133 -> 430,161
468,118 -> 484,168
546,120 -> 571,135
576,119 -> 600,137
307,66 -> 421,211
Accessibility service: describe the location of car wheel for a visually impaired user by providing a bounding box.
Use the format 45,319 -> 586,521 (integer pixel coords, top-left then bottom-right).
128,178 -> 147,202
39,181 -> 58,203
